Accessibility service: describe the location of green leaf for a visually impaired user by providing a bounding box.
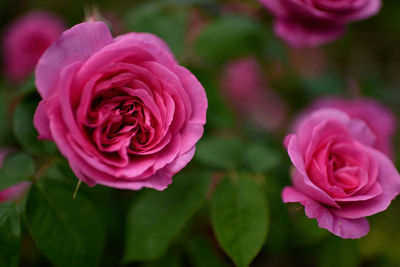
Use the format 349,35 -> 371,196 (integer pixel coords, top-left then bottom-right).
24,179 -> 105,267
186,236 -> 228,267
243,144 -> 281,173
0,152 -> 34,191
195,15 -> 263,62
211,175 -> 269,267
195,136 -> 244,170
0,202 -> 21,267
123,170 -> 211,262
13,98 -> 56,156
125,2 -> 188,56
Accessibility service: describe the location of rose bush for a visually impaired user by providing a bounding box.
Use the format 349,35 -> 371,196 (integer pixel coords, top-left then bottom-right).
283,108 -> 400,238
258,0 -> 381,47
0,150 -> 31,202
2,10 -> 65,81
34,22 -> 207,191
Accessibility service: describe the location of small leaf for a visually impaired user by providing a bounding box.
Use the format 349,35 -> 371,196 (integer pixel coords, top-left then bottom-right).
0,202 -> 21,267
243,144 -> 281,173
13,98 -> 56,156
123,170 -> 211,262
0,152 -> 34,191
24,179 -> 105,267
195,15 -> 263,62
195,136 -> 244,170
211,175 -> 269,267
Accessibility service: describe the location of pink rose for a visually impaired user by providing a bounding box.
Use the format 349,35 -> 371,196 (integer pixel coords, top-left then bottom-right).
221,57 -> 287,131
0,150 -> 31,203
283,108 -> 400,238
2,10 -> 65,81
307,97 -> 396,158
34,22 -> 207,191
258,0 -> 381,47
294,97 -> 396,158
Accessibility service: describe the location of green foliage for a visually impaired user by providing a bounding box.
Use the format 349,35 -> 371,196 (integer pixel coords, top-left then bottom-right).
11,75 -> 36,99
195,15 -> 263,62
211,175 -> 269,267
123,170 -> 211,262
13,98 -> 56,156
196,136 -> 245,170
186,236 -> 228,267
0,84 -> 13,147
0,202 -> 21,267
318,237 -> 359,267
24,179 -> 105,267
0,152 -> 34,191
125,1 -> 188,56
243,143 -> 281,173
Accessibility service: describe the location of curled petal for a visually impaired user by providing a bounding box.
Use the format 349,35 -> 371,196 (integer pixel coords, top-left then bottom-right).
282,187 -> 370,239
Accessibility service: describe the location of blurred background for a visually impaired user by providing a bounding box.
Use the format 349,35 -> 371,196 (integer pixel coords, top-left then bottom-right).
1,0 -> 400,266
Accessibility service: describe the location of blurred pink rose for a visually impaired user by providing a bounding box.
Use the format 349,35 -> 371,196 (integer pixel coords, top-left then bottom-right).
259,0 -> 381,47
221,57 -> 287,131
297,97 -> 396,158
283,108 -> 400,238
2,10 -> 65,81
0,150 -> 31,202
34,22 -> 207,191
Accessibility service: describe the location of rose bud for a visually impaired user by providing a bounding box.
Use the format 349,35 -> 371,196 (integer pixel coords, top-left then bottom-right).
221,57 -> 287,132
0,150 -> 31,203
258,0 -> 381,47
283,108 -> 400,238
34,22 -> 207,191
2,10 -> 65,82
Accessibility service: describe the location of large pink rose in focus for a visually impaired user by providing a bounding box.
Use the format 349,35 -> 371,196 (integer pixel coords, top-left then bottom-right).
258,0 -> 381,47
2,10 -> 65,81
221,57 -> 287,132
283,108 -> 400,238
0,150 -> 31,202
34,22 -> 207,191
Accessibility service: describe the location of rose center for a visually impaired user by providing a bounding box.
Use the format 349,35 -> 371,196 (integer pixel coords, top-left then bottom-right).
85,88 -> 157,154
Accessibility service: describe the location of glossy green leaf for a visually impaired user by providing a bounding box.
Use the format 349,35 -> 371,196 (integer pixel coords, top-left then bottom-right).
211,175 -> 269,267
123,170 -> 211,262
24,179 -> 105,267
195,15 -> 263,62
0,202 -> 21,267
0,152 -> 34,191
13,99 -> 56,156
195,136 -> 244,170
